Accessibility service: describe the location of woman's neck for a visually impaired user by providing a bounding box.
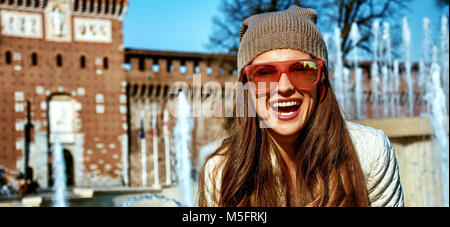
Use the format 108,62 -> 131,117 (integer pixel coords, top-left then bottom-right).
267,129 -> 301,203
267,129 -> 300,154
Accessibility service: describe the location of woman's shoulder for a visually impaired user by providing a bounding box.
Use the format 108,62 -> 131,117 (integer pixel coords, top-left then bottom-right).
345,121 -> 392,170
345,121 -> 404,206
345,121 -> 390,153
345,121 -> 386,139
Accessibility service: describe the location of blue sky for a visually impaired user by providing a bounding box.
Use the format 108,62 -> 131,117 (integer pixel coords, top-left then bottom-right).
123,0 -> 220,53
123,0 -> 448,61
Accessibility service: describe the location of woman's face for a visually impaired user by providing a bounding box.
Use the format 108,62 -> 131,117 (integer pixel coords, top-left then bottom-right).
250,49 -> 320,137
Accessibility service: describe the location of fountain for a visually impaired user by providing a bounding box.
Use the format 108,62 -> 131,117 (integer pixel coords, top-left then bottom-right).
139,112 -> 147,187
423,60 -> 449,206
402,17 -> 414,117
333,27 -> 345,112
323,13 -> 449,206
420,18 -> 433,113
440,15 -> 449,111
350,23 -> 364,120
151,103 -> 160,188
52,132 -> 68,207
382,22 -> 392,118
371,20 -> 381,119
393,60 -> 400,118
163,105 -> 172,185
343,67 -> 351,118
381,64 -> 389,118
173,92 -> 194,207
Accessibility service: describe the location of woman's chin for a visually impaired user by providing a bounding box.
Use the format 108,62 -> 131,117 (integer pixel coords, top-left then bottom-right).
270,124 -> 303,136
266,116 -> 303,136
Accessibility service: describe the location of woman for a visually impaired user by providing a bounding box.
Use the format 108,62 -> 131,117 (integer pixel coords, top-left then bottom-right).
198,6 -> 404,207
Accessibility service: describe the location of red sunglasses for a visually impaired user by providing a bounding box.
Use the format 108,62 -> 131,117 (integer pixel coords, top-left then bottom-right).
243,59 -> 324,94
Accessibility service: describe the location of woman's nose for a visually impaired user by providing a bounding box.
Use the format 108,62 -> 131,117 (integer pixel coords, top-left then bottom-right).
276,73 -> 295,95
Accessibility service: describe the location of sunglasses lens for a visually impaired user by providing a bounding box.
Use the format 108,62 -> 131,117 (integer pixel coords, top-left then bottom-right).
246,60 -> 321,92
289,61 -> 319,87
250,65 -> 278,91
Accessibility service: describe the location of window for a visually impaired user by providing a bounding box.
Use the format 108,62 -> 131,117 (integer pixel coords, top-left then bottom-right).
97,0 -> 102,13
80,56 -> 86,68
206,66 -> 213,75
152,63 -> 159,73
139,58 -> 145,71
167,59 -> 172,73
194,61 -> 200,74
104,0 -> 110,13
111,0 -> 117,14
82,0 -> 87,12
123,63 -> 131,71
56,54 -> 62,67
194,66 -> 200,74
74,0 -> 79,11
89,0 -> 94,12
180,65 -> 187,74
103,57 -> 108,70
31,53 -> 38,66
5,51 -> 11,65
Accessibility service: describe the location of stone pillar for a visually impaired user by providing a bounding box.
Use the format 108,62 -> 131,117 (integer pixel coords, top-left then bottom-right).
185,60 -> 194,76
172,59 -> 181,76
211,61 -> 220,77
145,58 -> 154,73
130,57 -> 139,72
158,59 -> 168,74
199,61 -> 207,76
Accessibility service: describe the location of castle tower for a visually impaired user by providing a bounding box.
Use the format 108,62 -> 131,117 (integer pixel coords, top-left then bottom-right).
0,0 -> 129,188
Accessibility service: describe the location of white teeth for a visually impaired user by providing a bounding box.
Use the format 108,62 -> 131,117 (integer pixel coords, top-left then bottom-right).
279,111 -> 296,116
272,101 -> 300,108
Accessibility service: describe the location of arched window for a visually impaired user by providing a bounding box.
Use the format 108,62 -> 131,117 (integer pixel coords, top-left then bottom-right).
111,0 -> 117,14
74,0 -> 79,11
5,51 -> 12,65
56,54 -> 63,67
104,0 -> 109,13
81,0 -> 87,12
103,57 -> 108,70
89,0 -> 94,12
80,56 -> 86,68
31,53 -> 38,66
97,0 -> 102,13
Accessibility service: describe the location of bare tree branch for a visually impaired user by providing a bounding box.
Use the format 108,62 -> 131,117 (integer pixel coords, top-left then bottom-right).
207,0 -> 412,61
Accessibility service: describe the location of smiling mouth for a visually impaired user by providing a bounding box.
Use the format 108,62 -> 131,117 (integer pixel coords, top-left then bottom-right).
269,98 -> 302,120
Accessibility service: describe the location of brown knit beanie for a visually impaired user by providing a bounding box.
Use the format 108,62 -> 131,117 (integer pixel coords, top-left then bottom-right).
237,6 -> 328,77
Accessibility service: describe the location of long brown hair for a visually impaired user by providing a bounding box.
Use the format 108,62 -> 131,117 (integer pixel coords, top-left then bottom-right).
198,70 -> 369,207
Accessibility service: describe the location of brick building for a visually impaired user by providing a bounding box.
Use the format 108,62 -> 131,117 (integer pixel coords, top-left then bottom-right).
0,0 -> 129,188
